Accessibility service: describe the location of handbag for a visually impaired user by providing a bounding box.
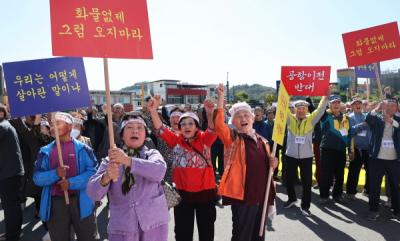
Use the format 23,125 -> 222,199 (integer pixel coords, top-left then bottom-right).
162,180 -> 181,209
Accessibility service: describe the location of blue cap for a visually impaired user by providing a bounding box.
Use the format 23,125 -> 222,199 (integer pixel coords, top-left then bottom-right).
329,95 -> 341,103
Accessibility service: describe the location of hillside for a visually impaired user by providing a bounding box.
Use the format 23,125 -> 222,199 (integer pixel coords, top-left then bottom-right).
231,84 -> 276,100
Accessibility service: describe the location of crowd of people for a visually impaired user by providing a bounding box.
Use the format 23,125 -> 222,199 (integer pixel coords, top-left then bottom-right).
0,83 -> 399,241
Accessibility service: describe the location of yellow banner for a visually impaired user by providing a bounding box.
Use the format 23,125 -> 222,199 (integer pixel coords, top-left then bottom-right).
272,83 -> 290,145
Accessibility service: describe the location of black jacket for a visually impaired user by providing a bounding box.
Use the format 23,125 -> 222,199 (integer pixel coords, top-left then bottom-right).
0,120 -> 24,180
365,112 -> 400,160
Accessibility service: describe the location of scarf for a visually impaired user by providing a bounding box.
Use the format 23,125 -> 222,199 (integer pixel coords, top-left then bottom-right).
121,145 -> 141,195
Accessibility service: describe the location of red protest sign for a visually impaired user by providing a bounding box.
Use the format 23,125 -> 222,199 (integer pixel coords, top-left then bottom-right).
50,0 -> 153,59
281,66 -> 331,96
342,22 -> 400,67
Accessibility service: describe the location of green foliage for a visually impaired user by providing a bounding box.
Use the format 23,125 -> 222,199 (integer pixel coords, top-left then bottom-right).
231,84 -> 275,103
235,90 -> 249,102
264,93 -> 277,105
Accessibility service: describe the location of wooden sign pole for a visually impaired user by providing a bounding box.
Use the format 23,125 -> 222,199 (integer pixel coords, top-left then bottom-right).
259,142 -> 277,237
103,58 -> 118,182
373,63 -> 383,101
51,113 -> 70,205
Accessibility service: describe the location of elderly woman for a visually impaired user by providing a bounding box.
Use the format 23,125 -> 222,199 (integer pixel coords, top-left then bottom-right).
147,96 -> 217,241
214,84 -> 278,241
86,113 -> 169,241
70,112 -> 92,146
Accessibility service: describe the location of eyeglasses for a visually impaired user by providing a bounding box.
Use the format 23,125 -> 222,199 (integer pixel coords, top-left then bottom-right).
180,121 -> 195,127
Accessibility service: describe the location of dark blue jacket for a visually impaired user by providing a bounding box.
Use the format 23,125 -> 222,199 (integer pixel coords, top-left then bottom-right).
365,112 -> 400,160
253,120 -> 271,140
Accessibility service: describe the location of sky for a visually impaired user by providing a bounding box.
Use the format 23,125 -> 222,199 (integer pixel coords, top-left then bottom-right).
1,0 -> 399,91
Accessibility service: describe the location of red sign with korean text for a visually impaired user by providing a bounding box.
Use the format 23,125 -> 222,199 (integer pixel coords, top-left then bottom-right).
50,0 -> 153,59
281,66 -> 331,96
342,22 -> 400,67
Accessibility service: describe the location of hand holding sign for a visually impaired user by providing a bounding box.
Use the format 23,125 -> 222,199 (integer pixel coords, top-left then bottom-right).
57,166 -> 69,178
281,66 -> 331,96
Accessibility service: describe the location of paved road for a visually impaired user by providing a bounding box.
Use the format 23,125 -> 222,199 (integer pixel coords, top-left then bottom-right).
1,183 -> 398,241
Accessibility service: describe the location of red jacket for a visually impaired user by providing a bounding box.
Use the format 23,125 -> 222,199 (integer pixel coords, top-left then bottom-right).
158,125 -> 217,194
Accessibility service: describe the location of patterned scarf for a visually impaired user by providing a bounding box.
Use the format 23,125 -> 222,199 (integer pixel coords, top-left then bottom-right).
121,145 -> 141,195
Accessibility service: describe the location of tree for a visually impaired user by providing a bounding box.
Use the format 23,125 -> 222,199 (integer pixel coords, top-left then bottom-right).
264,93 -> 277,105
235,90 -> 249,102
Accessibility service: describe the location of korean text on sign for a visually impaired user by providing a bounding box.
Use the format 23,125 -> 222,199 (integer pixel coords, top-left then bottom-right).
281,66 -> 331,96
2,57 -> 90,117
272,83 -> 290,146
50,0 -> 152,59
354,63 -> 380,79
342,21 -> 400,67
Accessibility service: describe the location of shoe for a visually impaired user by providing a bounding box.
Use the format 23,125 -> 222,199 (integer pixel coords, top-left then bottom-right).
367,211 -> 380,221
215,200 -> 224,209
319,198 -> 330,205
362,190 -> 369,197
312,184 -> 319,190
300,208 -> 312,217
0,233 -> 23,241
345,194 -> 356,201
283,200 -> 297,209
384,199 -> 392,208
390,212 -> 400,221
334,195 -> 347,204
42,232 -> 51,241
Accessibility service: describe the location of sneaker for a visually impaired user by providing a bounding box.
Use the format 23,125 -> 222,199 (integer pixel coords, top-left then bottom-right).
283,200 -> 297,209
312,184 -> 319,190
367,211 -> 380,221
300,208 -> 312,217
319,198 -> 330,205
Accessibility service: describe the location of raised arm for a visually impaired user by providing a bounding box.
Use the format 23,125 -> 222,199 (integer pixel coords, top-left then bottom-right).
214,83 -> 234,147
147,95 -> 163,130
204,98 -> 216,130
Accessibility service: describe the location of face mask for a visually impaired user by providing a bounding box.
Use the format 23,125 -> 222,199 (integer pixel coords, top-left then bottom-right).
70,129 -> 81,139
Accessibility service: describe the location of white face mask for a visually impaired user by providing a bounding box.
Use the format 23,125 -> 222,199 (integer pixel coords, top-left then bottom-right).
70,129 -> 81,139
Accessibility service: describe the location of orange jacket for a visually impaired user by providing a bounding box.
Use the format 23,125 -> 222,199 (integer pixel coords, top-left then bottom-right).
214,108 -> 273,201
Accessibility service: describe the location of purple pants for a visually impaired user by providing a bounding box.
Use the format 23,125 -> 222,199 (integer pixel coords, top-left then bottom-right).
108,224 -> 168,241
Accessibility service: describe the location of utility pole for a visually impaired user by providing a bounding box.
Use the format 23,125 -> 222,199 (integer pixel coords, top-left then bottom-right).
0,65 -> 4,103
141,82 -> 145,107
226,72 -> 229,103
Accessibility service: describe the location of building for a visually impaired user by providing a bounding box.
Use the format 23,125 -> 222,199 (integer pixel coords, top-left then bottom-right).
89,90 -> 136,111
337,68 -> 356,93
369,69 -> 400,93
129,79 -> 217,105
90,79 -> 221,110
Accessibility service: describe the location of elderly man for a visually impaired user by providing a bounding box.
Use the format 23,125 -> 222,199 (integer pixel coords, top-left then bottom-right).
112,103 -> 125,128
253,106 -> 270,140
34,112 -> 97,241
319,95 -> 352,203
346,98 -> 371,199
0,104 -> 24,241
364,99 -> 400,221
283,90 -> 329,216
